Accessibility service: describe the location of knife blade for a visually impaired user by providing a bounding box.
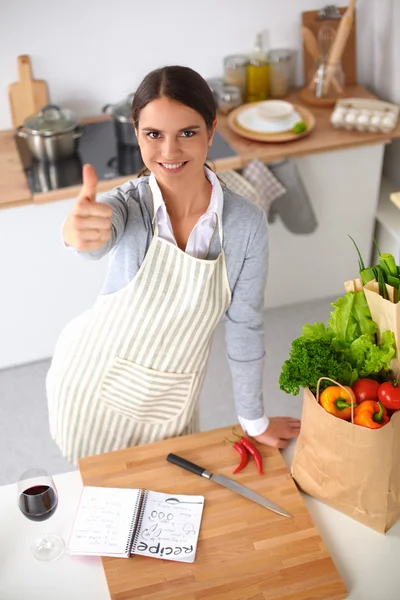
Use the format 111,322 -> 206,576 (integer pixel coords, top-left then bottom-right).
166,453 -> 293,518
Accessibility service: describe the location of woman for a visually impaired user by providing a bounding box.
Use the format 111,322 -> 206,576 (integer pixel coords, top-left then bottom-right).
47,65 -> 300,465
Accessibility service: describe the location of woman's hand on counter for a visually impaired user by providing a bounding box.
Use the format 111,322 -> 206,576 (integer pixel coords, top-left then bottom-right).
62,164 -> 113,251
252,417 -> 301,449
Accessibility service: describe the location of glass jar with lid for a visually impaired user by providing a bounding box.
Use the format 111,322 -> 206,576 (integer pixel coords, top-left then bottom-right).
267,49 -> 296,97
223,55 -> 248,95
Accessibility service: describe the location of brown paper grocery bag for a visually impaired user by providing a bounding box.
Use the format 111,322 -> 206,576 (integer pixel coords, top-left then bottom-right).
363,280 -> 400,379
291,387 -> 400,534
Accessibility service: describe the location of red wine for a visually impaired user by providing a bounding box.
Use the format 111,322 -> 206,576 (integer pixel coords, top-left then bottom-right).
18,485 -> 58,522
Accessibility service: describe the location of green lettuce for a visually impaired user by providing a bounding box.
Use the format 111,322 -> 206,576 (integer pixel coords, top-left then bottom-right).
328,292 -> 377,343
346,330 -> 396,376
279,291 -> 397,396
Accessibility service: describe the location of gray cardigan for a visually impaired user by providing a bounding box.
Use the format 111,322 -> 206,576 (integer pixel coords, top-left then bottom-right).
78,176 -> 269,422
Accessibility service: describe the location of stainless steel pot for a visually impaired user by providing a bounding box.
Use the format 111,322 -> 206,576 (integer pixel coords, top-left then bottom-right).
102,93 -> 137,147
17,104 -> 82,162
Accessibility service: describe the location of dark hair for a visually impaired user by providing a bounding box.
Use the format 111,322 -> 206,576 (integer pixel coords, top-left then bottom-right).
132,65 -> 217,177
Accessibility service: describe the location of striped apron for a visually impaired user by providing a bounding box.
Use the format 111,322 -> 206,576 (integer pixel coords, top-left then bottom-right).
46,203 -> 231,465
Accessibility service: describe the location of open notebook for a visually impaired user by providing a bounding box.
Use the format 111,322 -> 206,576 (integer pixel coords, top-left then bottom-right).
68,486 -> 205,562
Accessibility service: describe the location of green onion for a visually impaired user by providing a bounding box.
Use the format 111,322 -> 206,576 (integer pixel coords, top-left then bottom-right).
386,274 -> 400,288
360,267 -> 376,286
348,235 -> 365,271
372,235 -> 382,257
377,268 -> 389,300
379,253 -> 398,278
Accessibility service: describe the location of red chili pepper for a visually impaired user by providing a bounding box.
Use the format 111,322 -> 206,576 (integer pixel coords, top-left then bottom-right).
233,429 -> 264,475
225,438 -> 249,474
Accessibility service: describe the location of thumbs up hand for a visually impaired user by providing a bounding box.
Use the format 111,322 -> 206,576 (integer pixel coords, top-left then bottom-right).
62,164 -> 113,251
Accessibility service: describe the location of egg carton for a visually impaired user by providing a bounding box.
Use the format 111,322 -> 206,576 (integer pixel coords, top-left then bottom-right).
330,98 -> 399,133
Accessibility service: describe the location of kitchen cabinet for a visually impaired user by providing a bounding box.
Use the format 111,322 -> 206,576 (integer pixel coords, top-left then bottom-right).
0,85 -> 399,369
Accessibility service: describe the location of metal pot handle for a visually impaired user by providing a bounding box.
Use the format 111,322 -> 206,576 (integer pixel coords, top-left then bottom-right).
102,103 -> 112,114
39,104 -> 63,118
73,126 -> 83,139
107,157 -> 117,168
16,126 -> 28,138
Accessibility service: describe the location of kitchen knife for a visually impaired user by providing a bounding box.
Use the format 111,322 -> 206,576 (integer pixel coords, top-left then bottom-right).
166,453 -> 293,518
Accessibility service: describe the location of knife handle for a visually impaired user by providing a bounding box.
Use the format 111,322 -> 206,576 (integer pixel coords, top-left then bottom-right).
166,453 -> 211,478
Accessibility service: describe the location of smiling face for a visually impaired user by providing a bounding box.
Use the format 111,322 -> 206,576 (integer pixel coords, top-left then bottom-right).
135,96 -> 216,184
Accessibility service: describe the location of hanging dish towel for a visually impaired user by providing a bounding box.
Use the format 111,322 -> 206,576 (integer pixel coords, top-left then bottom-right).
242,158 -> 287,222
218,169 -> 261,206
268,159 -> 318,234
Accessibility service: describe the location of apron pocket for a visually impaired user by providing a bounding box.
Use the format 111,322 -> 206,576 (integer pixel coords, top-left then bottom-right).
101,357 -> 196,424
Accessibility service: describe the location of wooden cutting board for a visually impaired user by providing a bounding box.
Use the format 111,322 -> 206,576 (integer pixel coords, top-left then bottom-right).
8,55 -> 49,128
78,426 -> 347,600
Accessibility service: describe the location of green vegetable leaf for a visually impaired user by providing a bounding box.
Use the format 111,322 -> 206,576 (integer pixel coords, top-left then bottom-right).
278,338 -> 357,396
355,330 -> 396,377
301,322 -> 334,341
351,291 -> 377,341
328,293 -> 358,343
327,291 -> 377,344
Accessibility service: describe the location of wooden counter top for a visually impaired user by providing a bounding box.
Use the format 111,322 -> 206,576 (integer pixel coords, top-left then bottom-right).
1,85 -> 399,210
217,85 -> 400,165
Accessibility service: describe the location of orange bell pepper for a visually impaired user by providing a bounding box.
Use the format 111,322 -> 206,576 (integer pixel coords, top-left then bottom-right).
319,385 -> 357,420
354,400 -> 389,429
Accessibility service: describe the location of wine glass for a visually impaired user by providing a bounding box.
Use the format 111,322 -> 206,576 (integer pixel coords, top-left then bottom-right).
17,468 -> 65,561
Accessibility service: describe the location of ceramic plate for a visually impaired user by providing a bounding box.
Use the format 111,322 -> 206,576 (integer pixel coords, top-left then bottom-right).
236,107 -> 302,133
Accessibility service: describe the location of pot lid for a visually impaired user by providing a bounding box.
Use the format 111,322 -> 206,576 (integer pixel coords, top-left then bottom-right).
104,93 -> 135,122
23,104 -> 79,136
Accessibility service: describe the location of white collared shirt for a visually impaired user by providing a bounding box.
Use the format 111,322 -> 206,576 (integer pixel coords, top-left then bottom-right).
148,167 -> 269,438
149,167 -> 223,259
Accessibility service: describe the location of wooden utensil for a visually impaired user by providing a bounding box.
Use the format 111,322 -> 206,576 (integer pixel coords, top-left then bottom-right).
8,55 -> 49,128
323,0 -> 357,93
302,26 -> 320,62
301,7 -> 357,86
78,425 -> 347,600
302,26 -> 343,94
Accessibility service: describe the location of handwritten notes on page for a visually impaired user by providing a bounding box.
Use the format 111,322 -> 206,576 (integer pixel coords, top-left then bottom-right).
133,491 -> 205,563
68,486 -> 141,557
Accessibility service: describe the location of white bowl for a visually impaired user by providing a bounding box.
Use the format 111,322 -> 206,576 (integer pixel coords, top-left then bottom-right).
256,100 -> 294,122
237,106 -> 302,133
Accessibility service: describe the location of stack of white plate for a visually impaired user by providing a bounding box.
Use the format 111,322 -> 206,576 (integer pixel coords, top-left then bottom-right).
237,100 -> 302,134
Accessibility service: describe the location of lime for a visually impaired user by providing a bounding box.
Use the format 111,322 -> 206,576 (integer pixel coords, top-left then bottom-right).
292,121 -> 307,134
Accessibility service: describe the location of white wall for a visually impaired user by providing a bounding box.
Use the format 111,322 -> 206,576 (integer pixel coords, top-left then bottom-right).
0,0 -> 376,130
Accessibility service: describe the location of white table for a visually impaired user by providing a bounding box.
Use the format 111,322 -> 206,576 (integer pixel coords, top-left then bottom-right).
1,445 -> 399,600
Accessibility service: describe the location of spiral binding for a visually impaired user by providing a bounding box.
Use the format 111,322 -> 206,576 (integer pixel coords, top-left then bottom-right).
128,490 -> 148,555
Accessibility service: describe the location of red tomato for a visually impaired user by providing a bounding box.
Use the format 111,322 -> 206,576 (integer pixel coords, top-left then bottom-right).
352,378 -> 380,404
378,382 -> 400,411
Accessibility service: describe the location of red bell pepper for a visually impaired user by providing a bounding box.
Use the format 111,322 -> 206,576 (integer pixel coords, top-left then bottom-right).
378,381 -> 400,411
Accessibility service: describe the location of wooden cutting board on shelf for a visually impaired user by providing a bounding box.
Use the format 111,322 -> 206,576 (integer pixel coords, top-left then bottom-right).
302,7 -> 357,86
78,425 -> 347,600
8,55 -> 49,128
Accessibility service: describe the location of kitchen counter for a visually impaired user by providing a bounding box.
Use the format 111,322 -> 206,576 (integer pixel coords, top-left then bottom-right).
1,434 -> 399,600
217,85 -> 400,164
1,85 -> 399,210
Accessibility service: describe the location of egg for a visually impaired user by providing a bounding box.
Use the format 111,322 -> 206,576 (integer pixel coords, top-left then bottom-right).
331,108 -> 345,127
368,112 -> 382,132
380,114 -> 396,132
344,109 -> 358,129
356,111 -> 370,131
